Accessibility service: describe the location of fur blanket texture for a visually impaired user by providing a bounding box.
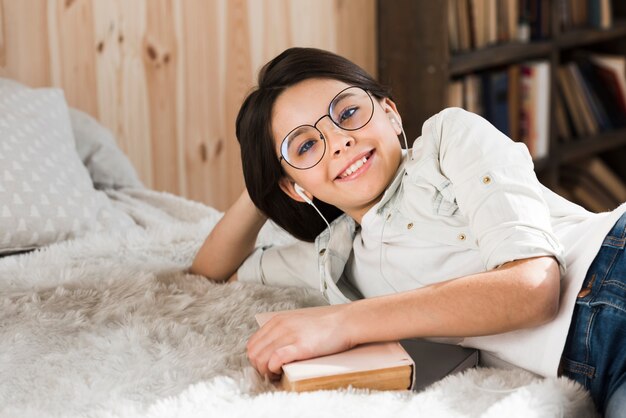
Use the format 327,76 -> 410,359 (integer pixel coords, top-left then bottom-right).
0,188 -> 597,417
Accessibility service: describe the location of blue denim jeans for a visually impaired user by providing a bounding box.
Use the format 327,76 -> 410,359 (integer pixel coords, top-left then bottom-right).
561,211 -> 626,417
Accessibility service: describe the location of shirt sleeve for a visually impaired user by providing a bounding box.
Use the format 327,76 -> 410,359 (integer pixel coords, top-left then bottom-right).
237,239 -> 320,290
425,107 -> 566,273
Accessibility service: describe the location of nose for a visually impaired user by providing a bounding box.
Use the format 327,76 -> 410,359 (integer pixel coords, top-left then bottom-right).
317,117 -> 355,157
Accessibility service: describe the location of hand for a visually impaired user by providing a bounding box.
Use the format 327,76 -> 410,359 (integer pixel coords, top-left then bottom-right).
246,305 -> 355,380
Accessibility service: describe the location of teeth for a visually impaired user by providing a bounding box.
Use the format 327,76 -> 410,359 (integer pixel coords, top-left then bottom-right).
341,155 -> 369,178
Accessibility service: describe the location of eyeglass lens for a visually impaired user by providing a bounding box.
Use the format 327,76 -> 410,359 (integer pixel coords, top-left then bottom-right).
281,86 -> 374,170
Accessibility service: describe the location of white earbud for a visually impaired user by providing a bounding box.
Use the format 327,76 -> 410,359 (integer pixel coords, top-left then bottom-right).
294,183 -> 313,205
293,182 -> 331,295
388,115 -> 409,150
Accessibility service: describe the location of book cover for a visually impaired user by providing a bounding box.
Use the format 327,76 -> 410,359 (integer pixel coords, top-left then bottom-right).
575,57 -> 626,129
566,63 -> 599,135
575,158 -> 626,203
508,65 -> 521,141
520,61 -> 550,158
482,70 -> 509,137
254,309 -> 415,392
557,65 -> 588,136
570,61 -> 612,131
589,53 -> 626,116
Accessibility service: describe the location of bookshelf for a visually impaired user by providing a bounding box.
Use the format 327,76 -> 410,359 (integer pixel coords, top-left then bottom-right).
377,0 -> 626,198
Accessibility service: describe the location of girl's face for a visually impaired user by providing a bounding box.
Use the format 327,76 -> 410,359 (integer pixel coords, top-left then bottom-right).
272,78 -> 403,223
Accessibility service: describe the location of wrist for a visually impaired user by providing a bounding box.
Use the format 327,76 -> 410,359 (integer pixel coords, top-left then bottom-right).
341,300 -> 368,348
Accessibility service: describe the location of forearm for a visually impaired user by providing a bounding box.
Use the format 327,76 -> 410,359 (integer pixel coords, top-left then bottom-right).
190,190 -> 267,281
344,256 -> 560,346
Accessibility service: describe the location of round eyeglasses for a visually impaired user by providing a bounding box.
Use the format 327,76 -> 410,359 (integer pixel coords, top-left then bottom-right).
278,86 -> 375,170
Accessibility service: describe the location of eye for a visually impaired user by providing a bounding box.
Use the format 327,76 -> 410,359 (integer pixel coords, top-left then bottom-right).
338,106 -> 358,124
298,139 -> 318,155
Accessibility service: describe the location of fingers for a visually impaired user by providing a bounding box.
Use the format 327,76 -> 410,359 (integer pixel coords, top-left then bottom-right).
267,344 -> 301,375
247,317 -> 308,379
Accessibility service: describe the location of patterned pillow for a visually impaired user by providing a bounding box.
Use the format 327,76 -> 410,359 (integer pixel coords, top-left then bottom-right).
0,78 -> 134,255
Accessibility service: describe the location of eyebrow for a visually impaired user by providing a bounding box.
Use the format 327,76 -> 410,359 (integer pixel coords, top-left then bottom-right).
286,126 -> 313,148
332,90 -> 357,105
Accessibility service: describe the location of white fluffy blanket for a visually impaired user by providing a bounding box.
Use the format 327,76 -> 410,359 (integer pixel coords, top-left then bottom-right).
0,188 -> 597,417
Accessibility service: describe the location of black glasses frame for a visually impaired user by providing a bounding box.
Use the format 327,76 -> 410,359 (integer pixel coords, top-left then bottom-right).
278,86 -> 375,170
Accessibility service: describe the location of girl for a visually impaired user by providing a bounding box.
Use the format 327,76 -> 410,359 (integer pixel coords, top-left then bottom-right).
191,47 -> 626,416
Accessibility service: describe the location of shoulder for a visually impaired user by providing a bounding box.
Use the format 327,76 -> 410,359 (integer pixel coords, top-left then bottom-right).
422,107 -> 483,135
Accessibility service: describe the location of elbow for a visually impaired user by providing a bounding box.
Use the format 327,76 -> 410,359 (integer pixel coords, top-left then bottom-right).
189,253 -> 223,282
526,258 -> 561,326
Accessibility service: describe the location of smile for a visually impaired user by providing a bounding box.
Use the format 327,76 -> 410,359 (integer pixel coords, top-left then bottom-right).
337,150 -> 374,180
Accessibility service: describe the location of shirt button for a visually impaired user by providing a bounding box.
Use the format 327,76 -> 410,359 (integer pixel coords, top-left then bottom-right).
386,213 -> 392,221
324,282 -> 328,290
458,233 -> 466,241
407,222 -> 414,229
482,176 -> 492,185
319,248 -> 326,256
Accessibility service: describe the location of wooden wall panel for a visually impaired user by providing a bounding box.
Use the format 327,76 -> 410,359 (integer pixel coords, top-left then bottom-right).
91,0 -> 154,187
0,0 -> 50,87
143,0 -> 180,195
49,0 -> 99,116
0,0 -> 4,67
177,0 -> 224,205
0,0 -> 376,211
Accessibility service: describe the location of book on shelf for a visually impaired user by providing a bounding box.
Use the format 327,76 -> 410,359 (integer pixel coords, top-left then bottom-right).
555,91 -> 574,141
254,308 -> 479,393
561,157 -> 626,212
556,54 -> 626,139
557,65 -> 591,136
589,53 -> 626,115
448,0 -> 556,53
445,60 -> 550,159
576,158 -> 626,203
520,61 -> 550,159
588,0 -> 613,29
558,0 -> 613,31
451,0 -> 615,51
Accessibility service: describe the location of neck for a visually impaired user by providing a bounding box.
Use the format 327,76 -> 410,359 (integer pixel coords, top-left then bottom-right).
341,194 -> 384,225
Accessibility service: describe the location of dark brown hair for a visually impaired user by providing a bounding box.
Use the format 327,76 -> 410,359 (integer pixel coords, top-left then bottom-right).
235,47 -> 392,242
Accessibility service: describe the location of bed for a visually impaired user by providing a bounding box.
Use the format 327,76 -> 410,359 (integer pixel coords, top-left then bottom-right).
0,78 -> 597,417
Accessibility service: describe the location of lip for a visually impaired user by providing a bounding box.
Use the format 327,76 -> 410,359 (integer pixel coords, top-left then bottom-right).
334,149 -> 375,181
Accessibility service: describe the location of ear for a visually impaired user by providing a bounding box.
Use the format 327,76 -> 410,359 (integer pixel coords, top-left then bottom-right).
380,97 -> 403,135
278,178 -> 313,203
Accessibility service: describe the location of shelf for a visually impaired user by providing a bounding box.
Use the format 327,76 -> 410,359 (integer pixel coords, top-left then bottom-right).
555,20 -> 626,49
558,128 -> 626,163
449,42 -> 552,76
448,20 -> 626,77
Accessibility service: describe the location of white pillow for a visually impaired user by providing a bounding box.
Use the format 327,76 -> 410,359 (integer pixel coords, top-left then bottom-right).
69,108 -> 143,190
0,78 -> 134,255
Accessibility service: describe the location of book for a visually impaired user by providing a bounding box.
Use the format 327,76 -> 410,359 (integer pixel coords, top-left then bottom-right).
557,65 -> 588,136
555,91 -> 573,141
508,65 -> 521,141
448,0 -> 460,52
589,53 -> 626,115
562,157 -> 626,212
574,158 -> 626,203
447,79 -> 464,108
255,309 -> 415,392
575,57 -> 626,129
566,63 -> 599,135
482,70 -> 509,137
520,61 -> 550,158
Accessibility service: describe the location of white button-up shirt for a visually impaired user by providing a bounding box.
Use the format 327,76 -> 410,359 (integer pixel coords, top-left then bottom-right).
239,107 -> 626,377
